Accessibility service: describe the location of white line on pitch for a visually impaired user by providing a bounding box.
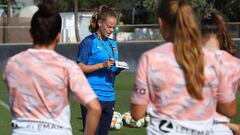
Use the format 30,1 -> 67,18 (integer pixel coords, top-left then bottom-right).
0,100 -> 10,111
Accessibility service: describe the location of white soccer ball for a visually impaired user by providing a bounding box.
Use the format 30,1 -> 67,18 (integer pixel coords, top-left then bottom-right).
122,111 -> 132,126
131,117 -> 145,128
110,111 -> 123,130
115,123 -> 121,130
122,111 -> 150,128
114,117 -> 123,130
113,111 -> 122,118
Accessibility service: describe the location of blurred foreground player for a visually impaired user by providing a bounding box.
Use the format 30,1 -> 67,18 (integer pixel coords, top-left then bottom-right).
3,0 -> 101,135
201,11 -> 240,135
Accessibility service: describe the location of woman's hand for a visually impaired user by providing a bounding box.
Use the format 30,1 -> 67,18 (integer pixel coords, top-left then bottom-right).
103,58 -> 115,68
225,123 -> 240,135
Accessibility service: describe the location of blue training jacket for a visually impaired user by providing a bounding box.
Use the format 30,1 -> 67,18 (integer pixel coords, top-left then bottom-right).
76,33 -> 118,101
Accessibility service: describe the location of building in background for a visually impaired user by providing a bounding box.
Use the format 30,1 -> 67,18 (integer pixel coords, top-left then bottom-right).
60,12 -> 92,43
15,0 -> 35,7
0,8 -> 4,17
0,10 -> 93,43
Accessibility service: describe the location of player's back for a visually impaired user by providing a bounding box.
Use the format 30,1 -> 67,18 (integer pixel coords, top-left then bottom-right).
136,42 -> 233,120
3,49 -> 79,135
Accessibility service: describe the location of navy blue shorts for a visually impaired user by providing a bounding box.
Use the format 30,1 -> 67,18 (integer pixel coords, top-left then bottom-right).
81,101 -> 115,135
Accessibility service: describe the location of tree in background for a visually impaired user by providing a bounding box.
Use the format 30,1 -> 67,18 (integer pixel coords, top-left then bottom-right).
190,0 -> 214,19
213,0 -> 240,22
132,0 -> 158,24
130,0 -> 240,24
5,0 -> 14,43
188,0 -> 240,22
1,0 -> 238,24
74,0 -> 80,42
58,0 -> 73,11
131,0 -> 215,24
58,0 -> 124,12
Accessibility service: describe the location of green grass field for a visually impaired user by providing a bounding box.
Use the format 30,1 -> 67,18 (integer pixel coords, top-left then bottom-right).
1,73 -> 240,135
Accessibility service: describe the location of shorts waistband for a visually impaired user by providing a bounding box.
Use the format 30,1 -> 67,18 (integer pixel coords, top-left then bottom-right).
213,120 -> 227,125
12,122 -> 65,131
155,119 -> 213,135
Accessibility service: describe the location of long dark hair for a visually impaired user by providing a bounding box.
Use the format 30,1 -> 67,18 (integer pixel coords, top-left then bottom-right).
157,0 -> 204,100
30,0 -> 62,45
201,11 -> 236,55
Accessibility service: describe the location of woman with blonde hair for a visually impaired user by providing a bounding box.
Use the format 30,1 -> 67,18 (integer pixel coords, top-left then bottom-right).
131,0 -> 236,135
77,4 -> 125,135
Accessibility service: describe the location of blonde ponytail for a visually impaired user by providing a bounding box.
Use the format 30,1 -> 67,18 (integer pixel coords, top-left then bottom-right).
158,0 -> 204,100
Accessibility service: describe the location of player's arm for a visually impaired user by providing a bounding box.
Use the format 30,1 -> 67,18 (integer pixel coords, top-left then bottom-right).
131,54 -> 149,121
215,55 -> 237,118
76,40 -> 103,73
216,72 -> 236,117
79,60 -> 115,73
68,61 -> 102,135
224,123 -> 240,135
217,99 -> 236,118
76,44 -> 104,73
83,99 -> 101,135
78,63 -> 103,73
